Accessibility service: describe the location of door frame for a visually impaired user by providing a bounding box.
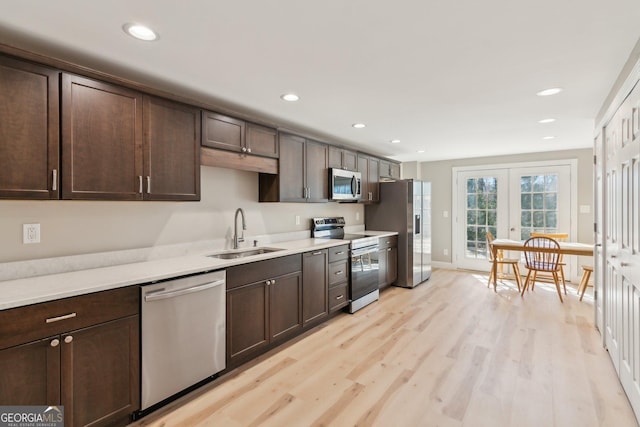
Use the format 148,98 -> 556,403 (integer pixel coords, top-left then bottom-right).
452,159 -> 578,276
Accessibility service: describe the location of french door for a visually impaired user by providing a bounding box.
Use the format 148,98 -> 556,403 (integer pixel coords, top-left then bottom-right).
455,163 -> 572,273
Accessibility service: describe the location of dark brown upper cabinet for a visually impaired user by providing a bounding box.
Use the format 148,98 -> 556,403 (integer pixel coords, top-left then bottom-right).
61,74 -> 200,201
143,96 -> 201,201
202,111 -> 278,158
358,154 -> 380,203
61,74 -> 144,200
379,159 -> 401,180
259,132 -> 328,202
0,56 -> 60,199
328,146 -> 358,172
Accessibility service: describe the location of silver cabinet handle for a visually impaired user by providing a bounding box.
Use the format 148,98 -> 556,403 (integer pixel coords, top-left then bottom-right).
52,169 -> 57,191
266,280 -> 272,285
146,176 -> 151,193
313,251 -> 323,256
46,312 -> 77,323
621,262 -> 630,267
247,147 -> 252,153
335,270 -> 344,275
611,254 -> 617,258
242,147 -> 247,153
64,336 -> 73,344
388,248 -> 392,252
138,176 -> 143,193
335,294 -> 344,300
271,279 -> 276,285
50,339 -> 60,347
336,251 -> 345,255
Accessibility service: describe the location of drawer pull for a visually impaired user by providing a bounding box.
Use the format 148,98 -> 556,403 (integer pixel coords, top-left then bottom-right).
64,336 -> 73,344
336,251 -> 345,255
388,248 -> 392,252
46,312 -> 77,323
335,294 -> 344,300
50,339 -> 60,347
334,270 -> 344,275
312,251 -> 323,256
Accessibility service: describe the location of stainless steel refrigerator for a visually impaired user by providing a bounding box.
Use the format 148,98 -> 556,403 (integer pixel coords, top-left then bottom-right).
365,180 -> 431,288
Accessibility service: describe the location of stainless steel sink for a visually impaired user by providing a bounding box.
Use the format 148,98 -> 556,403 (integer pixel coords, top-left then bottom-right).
207,247 -> 283,260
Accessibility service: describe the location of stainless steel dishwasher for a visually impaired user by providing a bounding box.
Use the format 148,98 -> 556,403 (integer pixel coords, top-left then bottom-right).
141,270 -> 226,411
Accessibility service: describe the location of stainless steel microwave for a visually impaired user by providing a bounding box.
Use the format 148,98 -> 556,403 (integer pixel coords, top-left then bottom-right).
329,168 -> 361,201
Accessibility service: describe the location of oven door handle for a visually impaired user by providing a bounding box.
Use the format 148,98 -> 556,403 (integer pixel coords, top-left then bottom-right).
144,279 -> 225,302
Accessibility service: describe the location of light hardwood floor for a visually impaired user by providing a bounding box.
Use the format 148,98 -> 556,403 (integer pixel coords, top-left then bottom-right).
132,269 -> 638,427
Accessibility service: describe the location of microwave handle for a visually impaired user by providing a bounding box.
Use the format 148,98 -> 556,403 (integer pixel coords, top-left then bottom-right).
351,175 -> 357,197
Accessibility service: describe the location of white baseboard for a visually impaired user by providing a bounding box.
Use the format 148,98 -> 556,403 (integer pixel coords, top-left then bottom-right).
432,261 -> 455,270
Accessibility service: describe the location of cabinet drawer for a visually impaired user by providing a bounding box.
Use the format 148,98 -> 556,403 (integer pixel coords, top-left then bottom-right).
329,260 -> 349,286
227,254 -> 302,290
378,235 -> 398,249
328,284 -> 349,312
0,286 -> 139,350
328,244 -> 349,263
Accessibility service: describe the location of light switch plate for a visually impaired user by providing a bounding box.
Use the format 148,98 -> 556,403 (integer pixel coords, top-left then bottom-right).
23,223 -> 41,244
295,215 -> 300,225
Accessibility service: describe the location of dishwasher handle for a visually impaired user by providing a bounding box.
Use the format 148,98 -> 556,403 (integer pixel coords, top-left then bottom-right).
144,279 -> 225,302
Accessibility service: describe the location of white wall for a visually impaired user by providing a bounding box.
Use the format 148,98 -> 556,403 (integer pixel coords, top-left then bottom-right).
0,166 -> 363,263
417,148 -> 594,264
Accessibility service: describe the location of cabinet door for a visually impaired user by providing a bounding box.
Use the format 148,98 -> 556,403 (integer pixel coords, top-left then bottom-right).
328,146 -> 343,169
144,96 -> 200,201
302,250 -> 328,326
390,163 -> 401,180
358,155 -> 370,202
269,272 -> 302,341
0,56 -> 59,199
378,248 -> 389,289
278,133 -> 306,202
61,315 -> 139,427
201,111 -> 245,153
246,123 -> 278,158
368,157 -> 380,202
61,74 -> 143,200
305,140 -> 329,202
0,337 -> 60,405
379,160 -> 391,178
387,246 -> 398,286
226,281 -> 269,365
342,150 -> 357,171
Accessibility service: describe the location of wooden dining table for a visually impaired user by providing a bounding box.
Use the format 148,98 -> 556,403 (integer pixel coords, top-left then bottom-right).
489,238 -> 594,289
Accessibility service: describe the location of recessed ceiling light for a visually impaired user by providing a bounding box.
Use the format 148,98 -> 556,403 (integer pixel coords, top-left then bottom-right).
352,123 -> 366,129
390,139 -> 401,144
123,23 -> 158,41
538,118 -> 556,124
417,150 -> 425,153
542,136 -> 556,140
280,93 -> 299,102
536,88 -> 563,96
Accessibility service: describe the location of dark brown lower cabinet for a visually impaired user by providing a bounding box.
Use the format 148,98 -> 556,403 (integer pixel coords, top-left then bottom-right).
302,249 -> 329,326
0,287 -> 140,427
378,236 -> 398,289
226,255 -> 302,369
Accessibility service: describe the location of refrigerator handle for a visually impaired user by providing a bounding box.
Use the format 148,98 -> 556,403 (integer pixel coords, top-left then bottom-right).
415,214 -> 421,234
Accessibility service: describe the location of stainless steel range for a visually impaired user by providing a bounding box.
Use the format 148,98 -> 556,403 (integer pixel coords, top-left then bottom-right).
312,217 -> 380,313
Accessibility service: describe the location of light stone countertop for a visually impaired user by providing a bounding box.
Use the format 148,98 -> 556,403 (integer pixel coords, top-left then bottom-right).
0,231 -> 397,311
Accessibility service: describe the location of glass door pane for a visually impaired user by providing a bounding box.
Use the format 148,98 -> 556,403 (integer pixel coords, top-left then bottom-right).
456,169 -> 508,271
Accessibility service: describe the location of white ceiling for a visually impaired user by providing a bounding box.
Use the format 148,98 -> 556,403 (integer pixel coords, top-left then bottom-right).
1,0 -> 639,162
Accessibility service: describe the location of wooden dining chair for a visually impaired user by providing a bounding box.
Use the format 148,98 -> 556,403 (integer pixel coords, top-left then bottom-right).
486,231 -> 522,292
530,232 -> 568,287
577,265 -> 593,301
521,236 -> 565,302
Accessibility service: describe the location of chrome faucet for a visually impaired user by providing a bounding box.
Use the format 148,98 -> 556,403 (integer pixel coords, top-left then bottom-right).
233,208 -> 247,249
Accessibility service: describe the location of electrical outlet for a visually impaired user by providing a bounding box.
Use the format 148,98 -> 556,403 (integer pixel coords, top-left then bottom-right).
23,223 -> 41,244
295,215 -> 300,225
443,210 -> 449,218
443,248 -> 449,256
356,212 -> 360,221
